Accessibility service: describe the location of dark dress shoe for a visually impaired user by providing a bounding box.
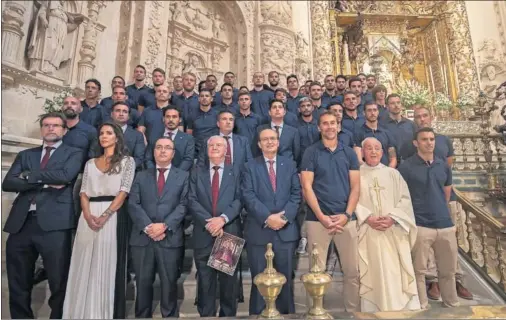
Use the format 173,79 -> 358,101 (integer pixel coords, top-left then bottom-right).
427,282 -> 441,300
33,268 -> 48,285
456,281 -> 473,300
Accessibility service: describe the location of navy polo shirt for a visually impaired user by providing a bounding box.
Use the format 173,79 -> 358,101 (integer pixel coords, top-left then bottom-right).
341,112 -> 365,135
298,117 -> 320,160
250,89 -> 274,122
400,133 -> 454,162
172,92 -> 200,125
301,141 -> 360,221
126,84 -> 151,106
382,117 -> 417,156
214,88 -> 239,105
354,123 -> 396,165
187,107 -> 219,158
338,128 -> 355,148
322,92 -> 343,107
282,111 -> 299,128
138,107 -> 166,146
138,87 -> 156,110
216,101 -> 239,114
63,120 -> 97,171
377,105 -> 389,123
234,111 -> 262,143
398,155 -> 453,229
286,94 -> 305,114
312,104 -> 328,121
80,101 -> 104,129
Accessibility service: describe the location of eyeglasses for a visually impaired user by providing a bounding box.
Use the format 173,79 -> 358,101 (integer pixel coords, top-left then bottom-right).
260,137 -> 278,142
155,145 -> 174,151
42,124 -> 64,129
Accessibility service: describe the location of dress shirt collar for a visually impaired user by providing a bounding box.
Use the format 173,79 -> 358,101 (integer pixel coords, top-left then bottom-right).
209,161 -> 225,171
156,164 -> 172,171
121,124 -> 128,133
164,128 -> 178,137
271,122 -> 284,129
263,155 -> 277,165
220,132 -> 233,139
42,140 -> 63,150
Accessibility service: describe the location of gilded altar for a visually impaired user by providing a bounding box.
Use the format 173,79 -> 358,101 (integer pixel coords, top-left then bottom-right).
330,1 -> 480,104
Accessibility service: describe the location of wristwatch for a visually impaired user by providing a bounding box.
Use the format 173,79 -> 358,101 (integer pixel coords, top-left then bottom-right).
344,212 -> 352,224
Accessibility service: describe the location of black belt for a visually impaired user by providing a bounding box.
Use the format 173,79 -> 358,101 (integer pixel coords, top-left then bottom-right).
28,210 -> 37,217
89,196 -> 115,202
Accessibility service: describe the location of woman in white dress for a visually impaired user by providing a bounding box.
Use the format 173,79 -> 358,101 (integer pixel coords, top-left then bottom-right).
63,122 -> 135,319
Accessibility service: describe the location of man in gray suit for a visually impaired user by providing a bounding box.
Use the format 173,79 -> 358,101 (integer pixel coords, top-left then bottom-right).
189,135 -> 243,317
128,137 -> 189,318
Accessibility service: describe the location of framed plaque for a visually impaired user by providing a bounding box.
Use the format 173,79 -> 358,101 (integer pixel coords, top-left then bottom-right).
207,232 -> 245,276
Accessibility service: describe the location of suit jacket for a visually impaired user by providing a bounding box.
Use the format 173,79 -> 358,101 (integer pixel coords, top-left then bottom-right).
145,130 -> 195,171
241,156 -> 301,245
253,124 -> 301,163
188,165 -> 243,249
124,126 -> 146,170
196,134 -> 253,177
2,144 -> 83,233
128,167 -> 189,247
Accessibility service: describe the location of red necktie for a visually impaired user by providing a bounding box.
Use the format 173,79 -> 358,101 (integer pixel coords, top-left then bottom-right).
268,160 -> 276,192
211,166 -> 220,216
224,136 -> 232,165
157,168 -> 167,196
40,146 -> 54,169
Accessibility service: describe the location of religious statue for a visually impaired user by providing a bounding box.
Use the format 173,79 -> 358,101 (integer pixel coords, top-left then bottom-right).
182,54 -> 202,83
27,0 -> 85,75
481,62 -> 505,97
215,240 -> 235,266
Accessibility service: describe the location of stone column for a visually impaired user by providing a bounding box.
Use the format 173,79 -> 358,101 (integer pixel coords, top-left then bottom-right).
1,1 -> 27,66
310,0 -> 333,82
440,1 -> 480,98
77,1 -> 106,84
259,1 -> 296,85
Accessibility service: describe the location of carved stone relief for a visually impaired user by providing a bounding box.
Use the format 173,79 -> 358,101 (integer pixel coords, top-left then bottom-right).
336,1 -> 437,15
115,1 -> 132,78
477,39 -> 506,97
143,1 -> 163,83
261,30 -> 294,74
1,1 -> 28,65
311,0 -> 332,82
260,1 -> 292,29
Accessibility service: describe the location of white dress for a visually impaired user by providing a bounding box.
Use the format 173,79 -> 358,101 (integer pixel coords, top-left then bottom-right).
63,157 -> 135,319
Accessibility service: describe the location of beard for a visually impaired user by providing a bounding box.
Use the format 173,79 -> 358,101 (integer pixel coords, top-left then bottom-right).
63,108 -> 78,119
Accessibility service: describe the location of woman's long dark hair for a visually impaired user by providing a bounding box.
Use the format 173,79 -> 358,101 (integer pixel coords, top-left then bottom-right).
97,122 -> 129,175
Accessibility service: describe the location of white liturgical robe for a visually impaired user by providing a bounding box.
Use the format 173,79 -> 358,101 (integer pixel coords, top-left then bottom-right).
356,163 -> 421,312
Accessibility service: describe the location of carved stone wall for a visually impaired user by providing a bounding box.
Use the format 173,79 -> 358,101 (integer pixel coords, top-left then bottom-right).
310,0 -> 332,83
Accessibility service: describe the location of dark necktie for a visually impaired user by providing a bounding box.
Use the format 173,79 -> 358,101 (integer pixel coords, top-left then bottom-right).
274,126 -> 280,137
157,168 -> 167,196
40,146 -> 54,169
211,166 -> 220,216
166,131 -> 173,140
268,160 -> 276,192
223,136 -> 232,165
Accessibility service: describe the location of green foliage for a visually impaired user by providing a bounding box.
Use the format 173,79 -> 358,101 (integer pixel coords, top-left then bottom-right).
434,92 -> 453,111
395,80 -> 432,108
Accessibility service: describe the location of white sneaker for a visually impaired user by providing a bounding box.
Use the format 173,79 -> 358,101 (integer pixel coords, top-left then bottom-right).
296,237 -> 307,254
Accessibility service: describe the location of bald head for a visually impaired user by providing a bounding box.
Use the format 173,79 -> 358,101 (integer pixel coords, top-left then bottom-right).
62,96 -> 82,119
362,137 -> 383,167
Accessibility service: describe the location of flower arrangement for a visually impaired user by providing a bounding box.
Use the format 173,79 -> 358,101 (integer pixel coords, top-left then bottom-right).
456,93 -> 475,109
395,80 -> 432,108
41,88 -> 74,114
434,92 -> 453,111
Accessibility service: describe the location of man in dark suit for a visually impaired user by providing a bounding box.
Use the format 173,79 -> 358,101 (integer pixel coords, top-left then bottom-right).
253,99 -> 301,163
110,101 -> 145,170
189,135 -> 243,317
145,105 -> 195,172
241,128 -> 301,315
128,136 -> 189,318
2,112 -> 83,319
197,110 -> 252,175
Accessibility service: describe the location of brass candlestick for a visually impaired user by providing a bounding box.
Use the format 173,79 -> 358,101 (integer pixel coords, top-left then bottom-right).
253,243 -> 287,319
301,244 -> 333,319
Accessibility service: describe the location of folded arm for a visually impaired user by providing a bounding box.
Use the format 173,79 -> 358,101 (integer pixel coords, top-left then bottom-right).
27,149 -> 83,185
2,153 -> 39,193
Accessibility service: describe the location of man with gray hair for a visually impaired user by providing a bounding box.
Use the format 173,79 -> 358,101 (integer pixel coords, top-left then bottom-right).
356,137 -> 420,312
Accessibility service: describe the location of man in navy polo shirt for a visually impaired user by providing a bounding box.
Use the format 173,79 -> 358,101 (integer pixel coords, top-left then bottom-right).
137,68 -> 166,112
322,74 -> 343,106
398,127 -> 459,309
173,72 -> 199,127
354,102 -> 397,167
308,82 -> 328,121
80,78 -> 105,129
341,91 -> 365,134
328,103 -> 355,149
372,85 -> 389,123
348,77 -> 366,114
214,71 -> 240,105
402,106 -> 472,301
300,111 -> 360,312
217,83 -> 239,113
274,88 -> 298,128
126,65 -> 151,106
286,74 -> 304,114
170,76 -> 184,103
187,88 -> 219,159
382,94 -> 416,164
250,72 -> 275,123
234,92 -> 262,144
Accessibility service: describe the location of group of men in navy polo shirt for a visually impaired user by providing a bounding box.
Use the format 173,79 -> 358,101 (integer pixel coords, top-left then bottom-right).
30,65 -> 473,316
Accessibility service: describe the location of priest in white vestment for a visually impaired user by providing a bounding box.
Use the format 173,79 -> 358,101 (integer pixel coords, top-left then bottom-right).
356,137 -> 421,312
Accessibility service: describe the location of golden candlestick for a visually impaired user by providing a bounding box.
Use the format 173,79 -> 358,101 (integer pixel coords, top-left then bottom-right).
301,244 -> 333,319
253,243 -> 287,319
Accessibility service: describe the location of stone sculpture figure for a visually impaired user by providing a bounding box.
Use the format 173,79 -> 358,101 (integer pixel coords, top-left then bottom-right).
27,0 -> 84,74
182,54 -> 202,84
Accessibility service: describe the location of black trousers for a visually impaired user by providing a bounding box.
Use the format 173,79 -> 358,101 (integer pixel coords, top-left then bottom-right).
247,237 -> 296,315
113,205 -> 129,319
131,243 -> 182,318
6,213 -> 72,319
194,245 -> 239,317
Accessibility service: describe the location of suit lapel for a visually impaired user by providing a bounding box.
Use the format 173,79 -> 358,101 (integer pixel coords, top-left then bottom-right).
232,135 -> 239,163
124,128 -> 135,150
31,147 -> 43,169
199,166 -> 213,208
45,145 -> 65,168
276,156 -> 284,192
151,168 -> 161,200
160,168 -> 176,200
218,165 -> 233,201
257,157 -> 274,193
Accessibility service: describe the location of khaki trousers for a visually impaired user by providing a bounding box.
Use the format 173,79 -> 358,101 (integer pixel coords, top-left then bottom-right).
426,201 -> 463,282
306,220 -> 360,312
412,226 -> 459,308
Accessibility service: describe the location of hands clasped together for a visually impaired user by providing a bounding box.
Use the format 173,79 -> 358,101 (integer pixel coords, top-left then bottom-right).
206,217 -> 226,237
265,211 -> 287,231
320,214 -> 348,235
366,215 -> 395,231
